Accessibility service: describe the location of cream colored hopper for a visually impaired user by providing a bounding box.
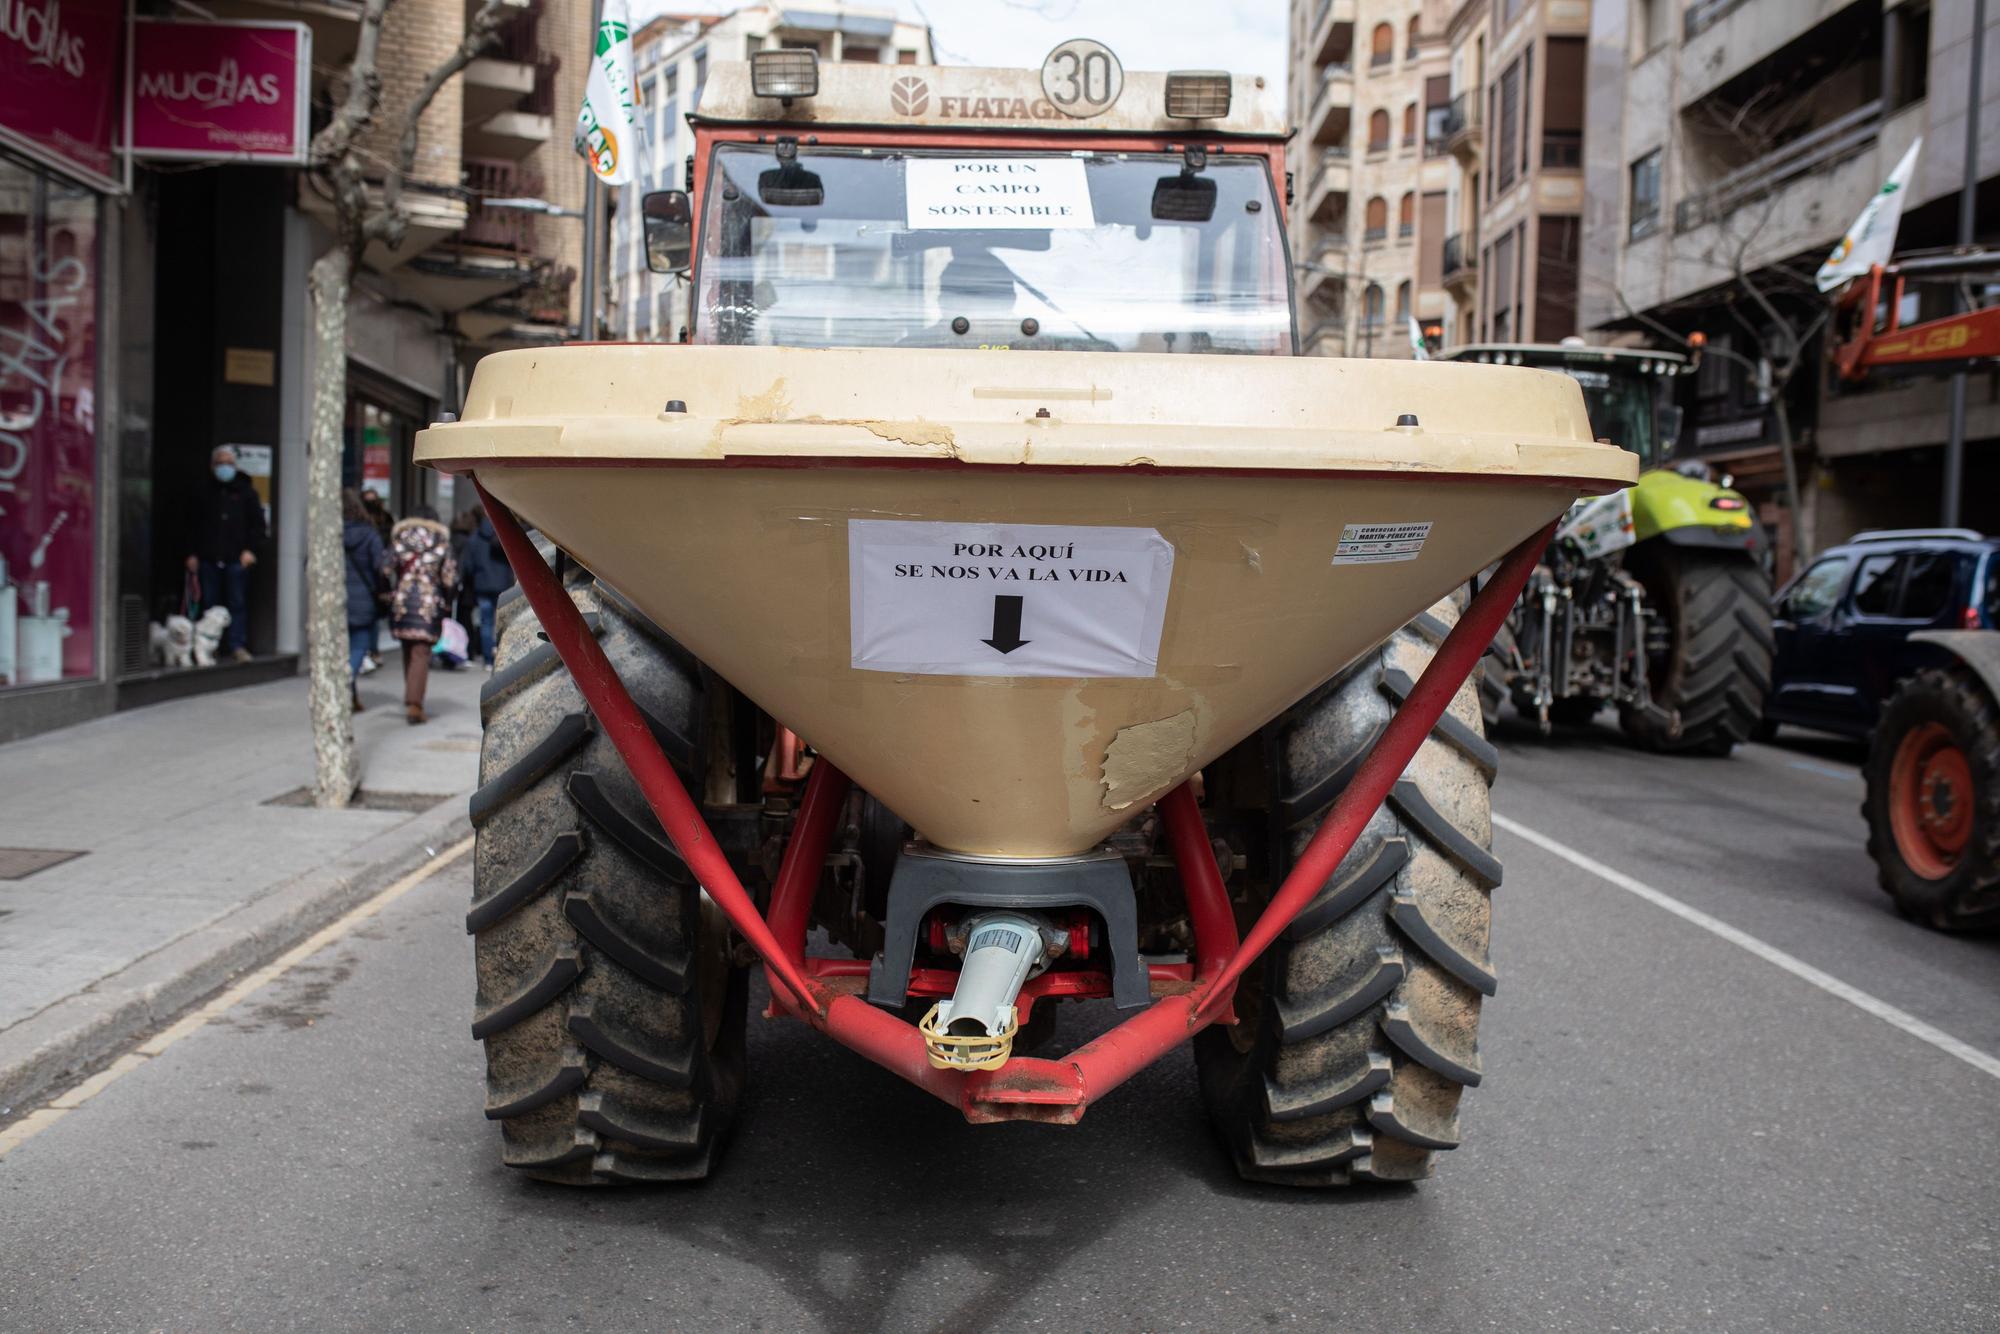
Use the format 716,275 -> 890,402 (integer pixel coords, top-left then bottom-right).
419,346 -> 1634,856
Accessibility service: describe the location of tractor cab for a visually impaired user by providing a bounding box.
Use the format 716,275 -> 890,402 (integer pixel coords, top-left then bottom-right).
1443,343 -> 1692,468
641,53 -> 1296,355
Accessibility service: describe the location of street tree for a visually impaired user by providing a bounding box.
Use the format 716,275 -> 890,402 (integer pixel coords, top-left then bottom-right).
304,0 -> 510,805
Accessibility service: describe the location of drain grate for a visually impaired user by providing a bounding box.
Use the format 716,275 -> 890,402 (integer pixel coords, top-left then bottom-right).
0,847 -> 86,880
262,789 -> 454,813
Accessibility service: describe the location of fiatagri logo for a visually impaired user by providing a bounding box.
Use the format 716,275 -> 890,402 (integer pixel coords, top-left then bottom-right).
0,0 -> 86,78
137,59 -> 284,109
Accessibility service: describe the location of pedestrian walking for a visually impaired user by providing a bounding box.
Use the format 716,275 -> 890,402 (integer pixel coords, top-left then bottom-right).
341,489 -> 388,712
387,505 -> 458,725
185,445 -> 266,662
457,507 -> 516,667
359,487 -> 394,673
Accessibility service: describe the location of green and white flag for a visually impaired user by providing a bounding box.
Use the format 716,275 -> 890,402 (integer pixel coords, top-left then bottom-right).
575,0 -> 637,186
1815,138 -> 1921,292
1407,314 -> 1429,360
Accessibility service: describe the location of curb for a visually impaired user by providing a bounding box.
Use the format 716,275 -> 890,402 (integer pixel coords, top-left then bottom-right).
0,796 -> 473,1118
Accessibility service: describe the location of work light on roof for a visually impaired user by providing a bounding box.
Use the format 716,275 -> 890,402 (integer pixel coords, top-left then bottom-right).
1164,71 -> 1232,119
751,49 -> 819,103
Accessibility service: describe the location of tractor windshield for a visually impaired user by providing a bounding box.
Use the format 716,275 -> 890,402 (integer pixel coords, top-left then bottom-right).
1556,365 -> 1666,467
693,144 -> 1294,354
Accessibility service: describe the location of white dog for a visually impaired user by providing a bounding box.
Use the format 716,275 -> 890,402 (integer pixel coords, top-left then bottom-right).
191,606 -> 232,667
161,615 -> 196,669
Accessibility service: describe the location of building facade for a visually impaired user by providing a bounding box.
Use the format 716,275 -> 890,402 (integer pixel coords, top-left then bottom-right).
1578,0 -> 1999,563
1434,0 -> 1592,346
1287,0 -> 1455,358
1,0 -> 593,742
609,4 -> 935,343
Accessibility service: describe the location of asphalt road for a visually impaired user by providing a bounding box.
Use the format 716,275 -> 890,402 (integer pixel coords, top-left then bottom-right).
3,717 -> 1997,1332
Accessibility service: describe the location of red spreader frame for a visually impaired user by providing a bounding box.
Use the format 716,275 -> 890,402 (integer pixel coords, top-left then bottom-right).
475,477 -> 1554,1124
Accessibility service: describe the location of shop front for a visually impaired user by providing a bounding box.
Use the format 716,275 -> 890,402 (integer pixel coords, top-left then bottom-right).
0,0 -> 121,740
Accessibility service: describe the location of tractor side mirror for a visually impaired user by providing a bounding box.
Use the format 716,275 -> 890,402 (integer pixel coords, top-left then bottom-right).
642,190 -> 693,274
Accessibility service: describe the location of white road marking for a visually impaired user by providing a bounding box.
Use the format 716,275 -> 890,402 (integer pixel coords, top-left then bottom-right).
1785,758 -> 1861,782
0,837 -> 474,1159
1493,813 -> 2000,1083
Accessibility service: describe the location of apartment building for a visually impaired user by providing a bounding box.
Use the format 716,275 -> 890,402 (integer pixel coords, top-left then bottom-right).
1433,0 -> 1592,346
1287,0 -> 1456,358
608,5 -> 935,342
1579,0 -> 1999,554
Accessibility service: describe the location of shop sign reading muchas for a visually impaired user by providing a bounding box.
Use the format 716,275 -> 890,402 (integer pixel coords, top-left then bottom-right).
849,520 -> 1173,677
904,157 -> 1095,230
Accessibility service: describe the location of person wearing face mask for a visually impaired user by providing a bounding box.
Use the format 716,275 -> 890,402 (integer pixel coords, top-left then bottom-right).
184,444 -> 268,663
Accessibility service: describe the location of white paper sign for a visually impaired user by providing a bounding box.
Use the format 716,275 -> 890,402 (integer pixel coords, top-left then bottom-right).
849,520 -> 1174,677
1332,521 -> 1432,565
904,157 -> 1096,230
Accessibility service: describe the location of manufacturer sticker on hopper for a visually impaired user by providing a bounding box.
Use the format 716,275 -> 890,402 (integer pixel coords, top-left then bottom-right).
848,520 -> 1173,677
1331,522 -> 1432,566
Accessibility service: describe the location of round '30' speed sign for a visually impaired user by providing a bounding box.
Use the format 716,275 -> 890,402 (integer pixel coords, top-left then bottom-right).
1040,39 -> 1124,119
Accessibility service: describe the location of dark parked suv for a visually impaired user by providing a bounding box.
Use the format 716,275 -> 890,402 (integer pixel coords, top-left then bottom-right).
1765,528 -> 2000,739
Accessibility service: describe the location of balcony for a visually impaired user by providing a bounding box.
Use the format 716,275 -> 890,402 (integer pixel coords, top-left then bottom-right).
1308,65 -> 1354,146
1397,221 -> 1414,241
1441,91 -> 1480,162
1299,244 -> 1347,304
1541,129 -> 1582,170
461,160 -> 541,254
1302,315 -> 1346,357
1306,148 -> 1351,222
1673,99 -> 1882,234
1308,0 -> 1355,65
1442,231 -> 1476,292
1363,225 -> 1387,246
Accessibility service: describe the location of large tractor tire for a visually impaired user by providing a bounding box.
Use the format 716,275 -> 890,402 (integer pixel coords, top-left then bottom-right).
467,565 -> 746,1184
1621,545 -> 1773,756
1863,667 -> 2000,930
1196,598 -> 1499,1186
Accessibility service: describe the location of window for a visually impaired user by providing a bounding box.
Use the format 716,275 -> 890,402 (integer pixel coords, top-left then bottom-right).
1398,191 -> 1414,237
1542,38 -> 1585,168
1407,16 -> 1421,56
1424,75 -> 1451,151
1633,0 -> 1670,57
1852,554 -> 1904,616
745,36 -> 761,58
1368,109 -> 1391,152
693,49 -> 708,105
1365,194 -> 1388,241
1363,282 -> 1385,325
1783,558 -> 1851,620
1491,227 -> 1516,339
898,49 -> 920,64
1371,22 -> 1394,66
1897,552 -> 1960,620
1890,3 -> 1930,108
1535,216 -> 1580,340
1496,60 -> 1520,191
1394,280 -> 1411,321
843,45 -> 881,64
1402,102 -> 1417,147
1629,150 -> 1662,239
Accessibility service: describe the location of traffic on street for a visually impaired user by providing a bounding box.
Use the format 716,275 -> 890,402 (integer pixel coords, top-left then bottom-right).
2,719 -> 1994,1330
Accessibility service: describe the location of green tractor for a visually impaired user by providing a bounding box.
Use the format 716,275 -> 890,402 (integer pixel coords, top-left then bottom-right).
1439,343 -> 1775,754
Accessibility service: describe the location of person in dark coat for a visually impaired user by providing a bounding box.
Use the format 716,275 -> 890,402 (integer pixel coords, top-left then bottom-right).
457,509 -> 516,667
185,445 -> 267,661
341,489 -> 387,712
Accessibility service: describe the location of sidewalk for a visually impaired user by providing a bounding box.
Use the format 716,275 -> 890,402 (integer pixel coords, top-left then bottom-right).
0,661 -> 485,1113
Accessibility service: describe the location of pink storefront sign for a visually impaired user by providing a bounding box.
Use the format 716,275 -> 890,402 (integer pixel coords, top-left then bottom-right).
128,18 -> 311,164
0,0 -> 125,191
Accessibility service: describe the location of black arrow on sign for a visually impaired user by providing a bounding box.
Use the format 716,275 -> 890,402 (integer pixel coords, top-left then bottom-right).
982,594 -> 1029,654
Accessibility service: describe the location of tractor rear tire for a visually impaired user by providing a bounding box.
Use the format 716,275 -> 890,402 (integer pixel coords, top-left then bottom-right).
1621,546 -> 1773,756
468,567 -> 746,1185
1863,667 -> 2000,930
1196,598 -> 1499,1186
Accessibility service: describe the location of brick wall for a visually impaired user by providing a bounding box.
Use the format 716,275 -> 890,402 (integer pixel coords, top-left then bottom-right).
365,0 -> 464,198
534,0 -> 590,328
